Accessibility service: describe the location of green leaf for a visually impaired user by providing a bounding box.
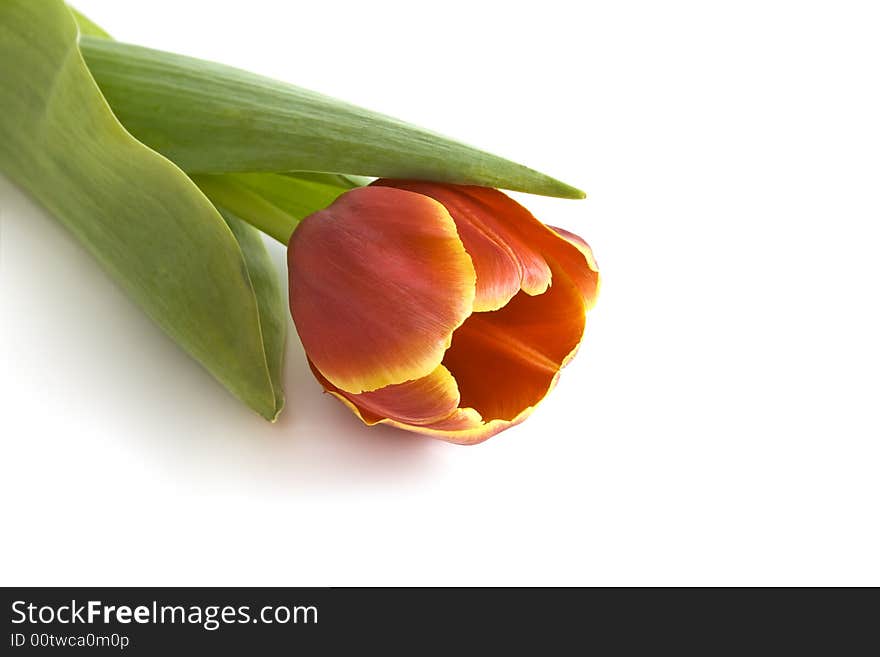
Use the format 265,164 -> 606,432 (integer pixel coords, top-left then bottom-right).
243,172 -> 366,221
78,36 -> 586,199
0,0 -> 283,419
193,172 -> 360,244
67,2 -> 288,415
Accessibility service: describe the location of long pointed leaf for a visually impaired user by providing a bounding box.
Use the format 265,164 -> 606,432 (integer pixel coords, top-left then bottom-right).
78,36 -> 585,199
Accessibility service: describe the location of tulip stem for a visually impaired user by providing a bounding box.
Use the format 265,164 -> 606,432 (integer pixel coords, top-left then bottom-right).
192,174 -> 300,244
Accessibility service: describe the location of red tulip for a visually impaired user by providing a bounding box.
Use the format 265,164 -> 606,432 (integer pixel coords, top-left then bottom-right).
287,180 -> 599,444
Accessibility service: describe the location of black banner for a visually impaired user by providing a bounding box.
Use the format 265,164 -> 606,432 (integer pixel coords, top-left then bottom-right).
1,587 -> 874,653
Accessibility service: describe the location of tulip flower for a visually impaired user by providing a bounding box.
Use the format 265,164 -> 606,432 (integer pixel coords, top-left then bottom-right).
4,1 -> 594,426
288,181 -> 599,444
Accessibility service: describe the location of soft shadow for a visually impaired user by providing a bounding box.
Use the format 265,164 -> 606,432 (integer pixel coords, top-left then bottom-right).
248,338 -> 447,493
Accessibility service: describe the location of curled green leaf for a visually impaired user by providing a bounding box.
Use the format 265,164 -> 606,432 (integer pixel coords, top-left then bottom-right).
0,0 -> 283,419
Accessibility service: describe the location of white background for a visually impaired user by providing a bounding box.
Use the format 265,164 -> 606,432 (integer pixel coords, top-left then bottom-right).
2,0 -> 878,585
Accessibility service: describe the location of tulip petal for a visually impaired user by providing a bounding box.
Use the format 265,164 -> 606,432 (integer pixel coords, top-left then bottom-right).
545,226 -> 601,310
453,186 -> 600,307
386,409 -> 529,445
373,180 -> 552,312
375,181 -> 599,311
289,187 -> 476,394
442,262 -> 586,423
308,360 -> 527,445
309,361 -> 462,426
432,214 -> 524,312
